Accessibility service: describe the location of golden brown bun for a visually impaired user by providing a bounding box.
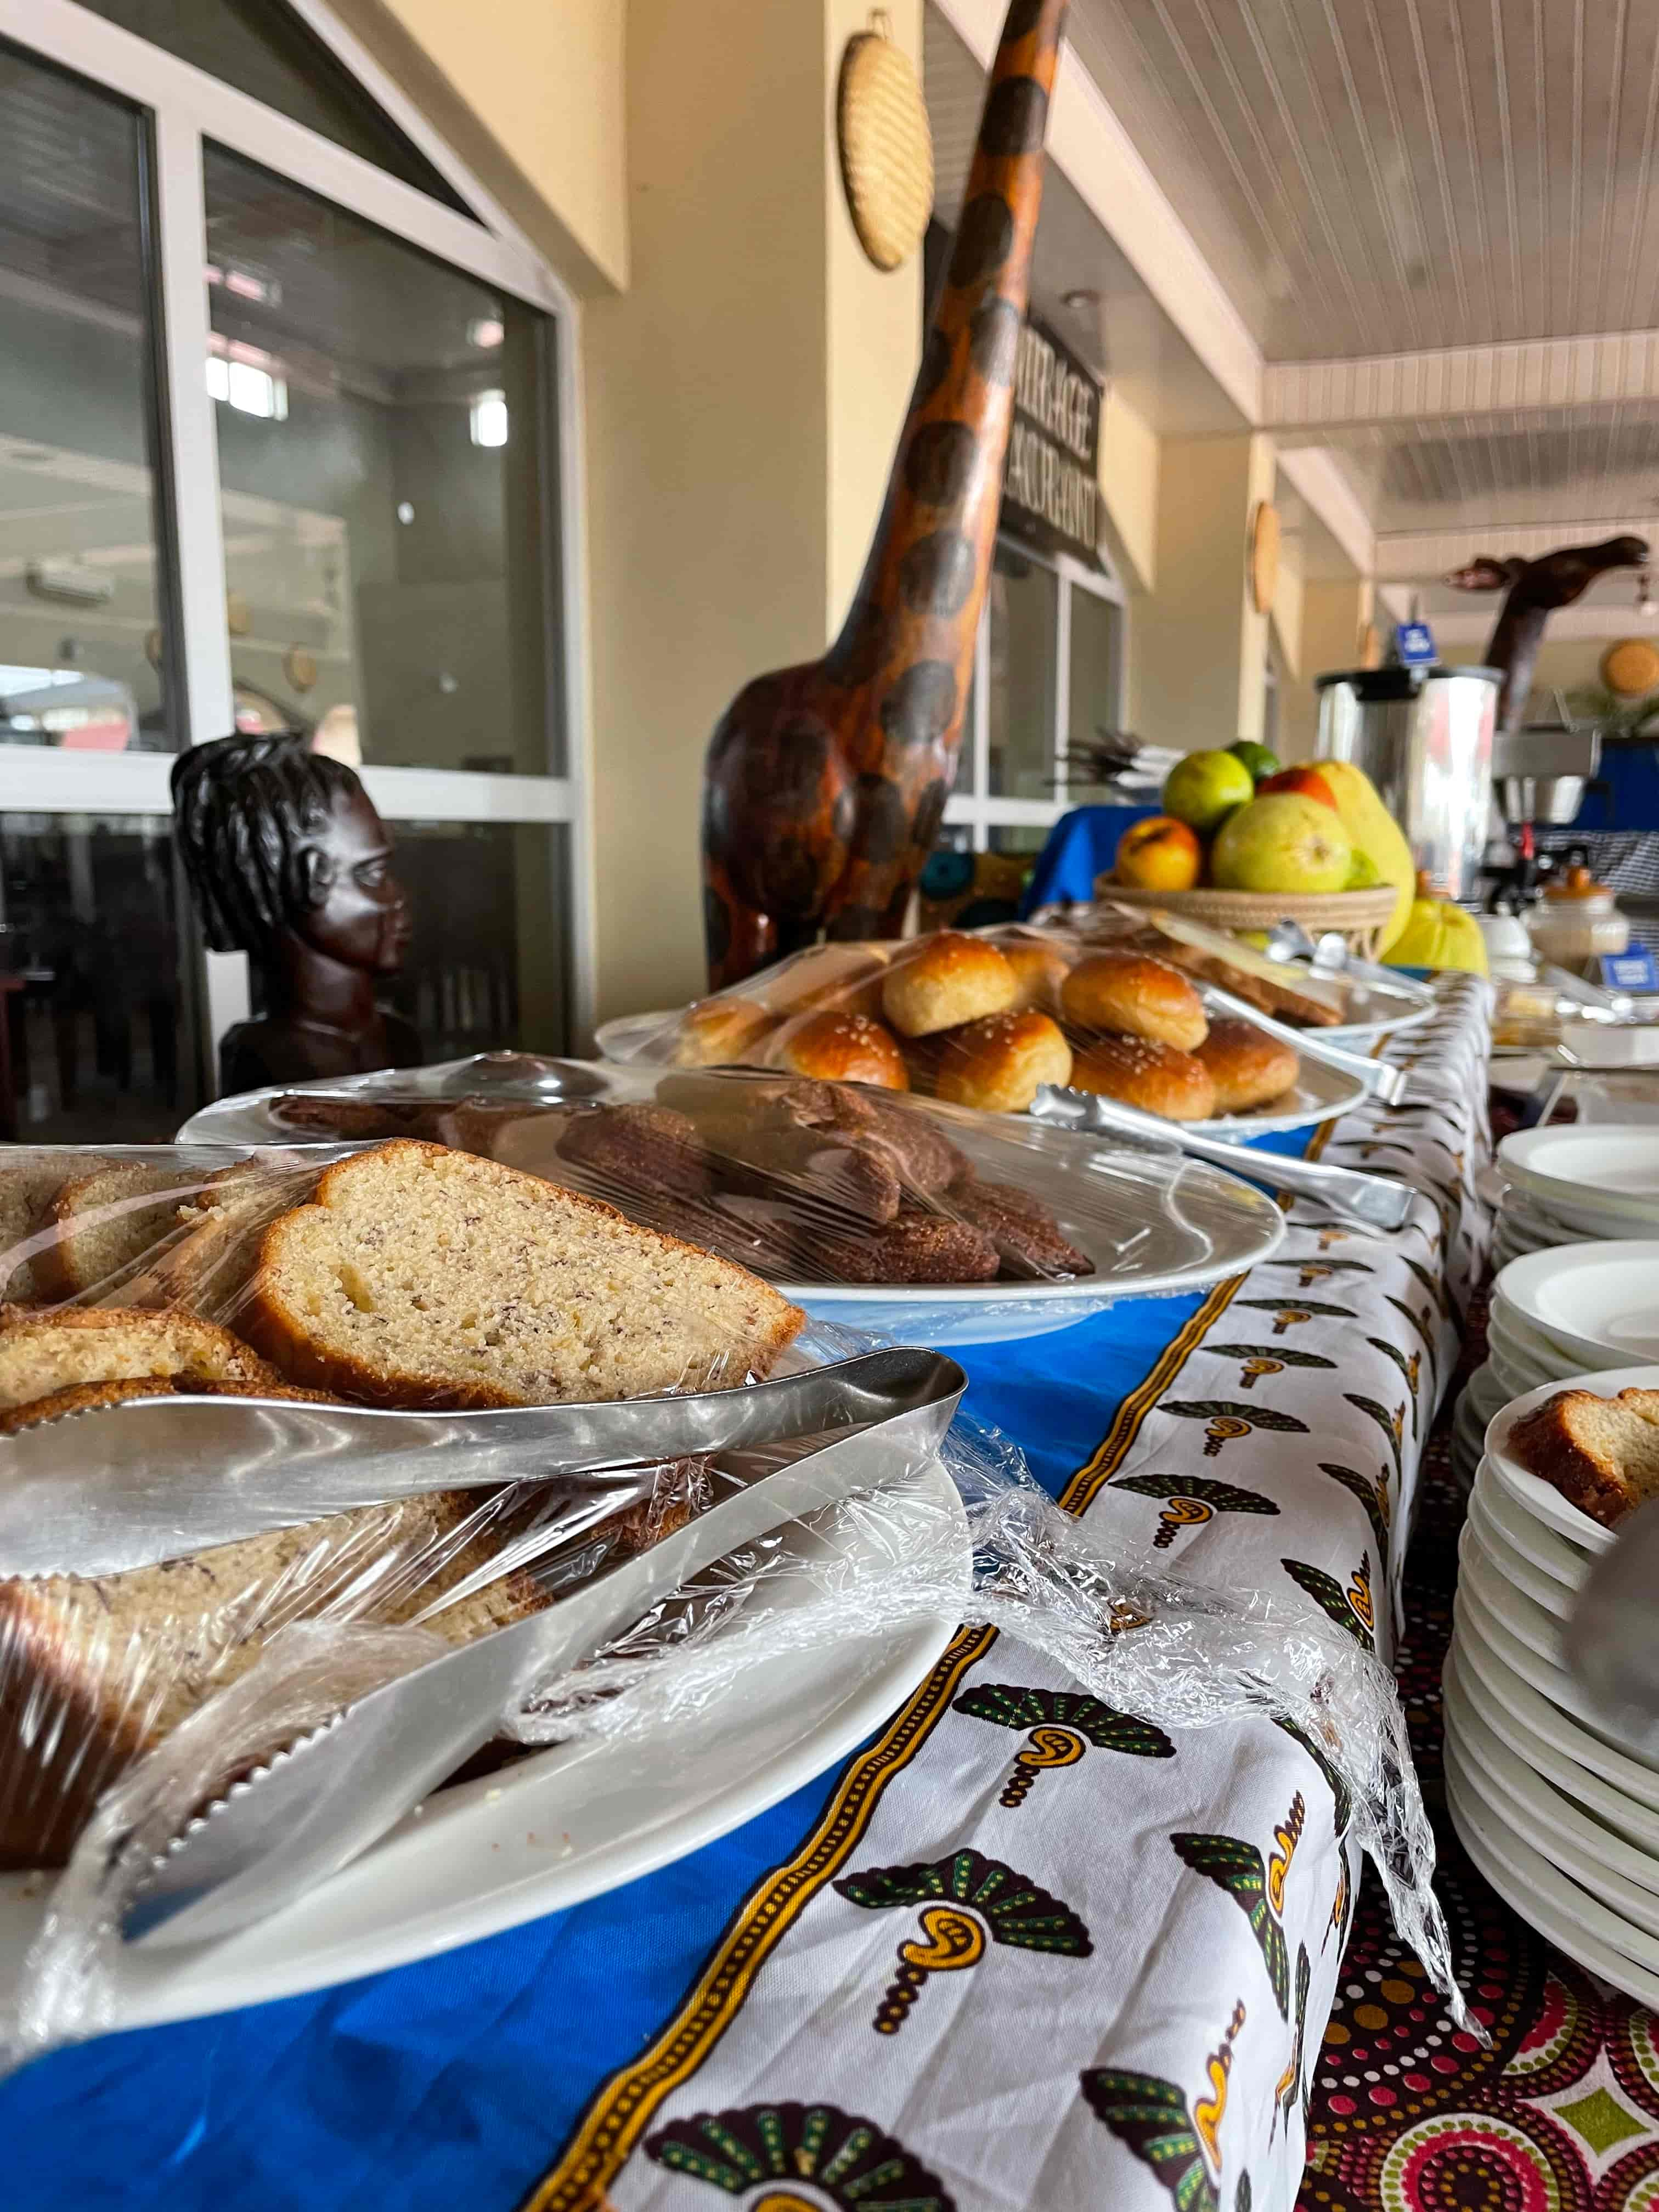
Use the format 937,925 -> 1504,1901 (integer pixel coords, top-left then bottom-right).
998,938 -> 1073,1015
1193,1019 -> 1300,1115
671,996 -> 778,1068
774,1010 -> 910,1091
932,1012 -> 1073,1113
882,933 -> 1018,1037
1068,1035 -> 1216,1121
1060,950 -> 1208,1052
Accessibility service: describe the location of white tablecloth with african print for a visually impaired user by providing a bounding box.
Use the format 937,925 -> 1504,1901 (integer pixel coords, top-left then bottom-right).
2,979 -> 1492,2212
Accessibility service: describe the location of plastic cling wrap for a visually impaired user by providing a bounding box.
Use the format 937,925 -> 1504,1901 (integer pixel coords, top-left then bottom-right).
589,923 -> 1348,1132
175,1062 -> 1290,1334
2,1388 -> 1476,2065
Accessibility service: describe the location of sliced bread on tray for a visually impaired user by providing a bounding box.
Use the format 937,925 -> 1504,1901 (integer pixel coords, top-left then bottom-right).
242,1139 -> 805,1407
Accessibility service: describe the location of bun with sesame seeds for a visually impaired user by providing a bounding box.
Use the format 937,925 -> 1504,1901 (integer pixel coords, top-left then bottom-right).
1068,1034 -> 1217,1121
772,1009 -> 911,1090
930,1011 -> 1073,1113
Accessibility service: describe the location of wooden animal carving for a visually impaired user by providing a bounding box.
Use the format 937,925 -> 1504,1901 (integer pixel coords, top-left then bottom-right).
1445,534 -> 1649,736
702,0 -> 1070,988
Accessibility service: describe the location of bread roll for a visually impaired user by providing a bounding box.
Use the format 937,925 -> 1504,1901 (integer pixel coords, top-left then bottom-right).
1060,950 -> 1207,1052
998,937 -> 1073,1015
882,933 -> 1018,1037
933,1012 -> 1073,1113
1068,1035 -> 1216,1122
671,996 -> 777,1068
774,1010 -> 910,1091
1193,1019 -> 1300,1115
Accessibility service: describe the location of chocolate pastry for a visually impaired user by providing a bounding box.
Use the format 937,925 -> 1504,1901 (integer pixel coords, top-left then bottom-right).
798,1211 -> 1000,1284
948,1177 -> 1093,1278
269,1093 -> 447,1140
555,1102 -> 714,1202
831,1087 -> 968,1194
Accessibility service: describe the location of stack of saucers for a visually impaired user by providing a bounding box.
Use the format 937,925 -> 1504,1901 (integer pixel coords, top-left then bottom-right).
1452,1125 -> 1659,1492
1446,1364 -> 1659,2005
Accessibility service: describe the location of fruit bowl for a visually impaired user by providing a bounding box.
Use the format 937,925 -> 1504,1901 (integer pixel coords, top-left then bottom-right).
1088,881 -> 1402,960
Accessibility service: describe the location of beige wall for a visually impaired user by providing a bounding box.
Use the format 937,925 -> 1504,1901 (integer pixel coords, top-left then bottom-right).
1280,577 -> 1374,763
1098,391 -> 1158,595
342,0 -> 629,296
582,0 -> 922,1024
1441,635 -> 1619,709
1133,432 -> 1275,752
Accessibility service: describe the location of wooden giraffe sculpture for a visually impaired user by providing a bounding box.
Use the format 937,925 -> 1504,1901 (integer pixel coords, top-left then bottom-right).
702,0 -> 1070,987
1444,533 -> 1649,736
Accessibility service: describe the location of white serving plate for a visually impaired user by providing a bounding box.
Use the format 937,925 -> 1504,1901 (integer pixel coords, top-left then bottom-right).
591,1014 -> 1366,1137
1458,1532 -> 1568,1663
1486,1338 -> 1554,1403
1445,1751 -> 1659,2000
1461,1503 -> 1570,1620
1445,1689 -> 1659,1921
1482,1364 -> 1659,1553
180,1065 -> 1289,1350
1488,1293 -> 1604,1379
1448,1638 -> 1659,1857
0,1458 -> 968,2031
1500,1126 -> 1659,1229
1469,1463 -> 1584,1591
1497,1245 -> 1659,1370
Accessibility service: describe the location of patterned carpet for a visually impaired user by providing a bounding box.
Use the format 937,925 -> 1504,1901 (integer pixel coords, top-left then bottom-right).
1299,1286 -> 1659,2212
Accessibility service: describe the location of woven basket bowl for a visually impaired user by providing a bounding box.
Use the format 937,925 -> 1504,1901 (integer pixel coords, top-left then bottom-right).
1091,880 -> 1401,960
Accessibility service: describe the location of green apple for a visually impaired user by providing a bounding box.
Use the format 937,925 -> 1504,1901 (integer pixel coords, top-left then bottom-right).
1344,849 -> 1383,889
1229,740 -> 1280,784
1163,749 -> 1256,833
1211,793 -> 1354,894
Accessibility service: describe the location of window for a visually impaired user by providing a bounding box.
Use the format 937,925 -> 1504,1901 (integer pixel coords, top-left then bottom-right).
945,537 -> 1126,851
1,3 -> 584,1140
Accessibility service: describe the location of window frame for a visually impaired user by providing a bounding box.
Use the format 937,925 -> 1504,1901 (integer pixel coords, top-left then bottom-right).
0,0 -> 594,1066
944,535 -> 1127,852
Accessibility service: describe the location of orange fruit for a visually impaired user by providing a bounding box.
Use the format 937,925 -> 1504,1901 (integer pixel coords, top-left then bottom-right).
1114,814 -> 1203,892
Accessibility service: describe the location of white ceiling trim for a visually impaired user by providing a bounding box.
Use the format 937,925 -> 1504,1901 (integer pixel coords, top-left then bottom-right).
1274,445 -> 1375,578
1375,517 -> 1657,584
1430,605 -> 1659,648
930,0 -> 1262,424
1265,329 -> 1659,432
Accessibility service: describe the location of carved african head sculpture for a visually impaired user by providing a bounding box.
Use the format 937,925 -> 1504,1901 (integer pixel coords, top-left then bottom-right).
172,732 -> 419,1094
1445,534 -> 1650,736
701,0 -> 1070,987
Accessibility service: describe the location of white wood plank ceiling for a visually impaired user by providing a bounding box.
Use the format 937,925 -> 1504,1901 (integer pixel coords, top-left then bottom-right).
927,0 -> 1659,603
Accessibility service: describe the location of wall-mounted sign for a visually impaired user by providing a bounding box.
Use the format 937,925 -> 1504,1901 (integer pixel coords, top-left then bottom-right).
1394,619 -> 1437,668
1000,315 -> 1102,569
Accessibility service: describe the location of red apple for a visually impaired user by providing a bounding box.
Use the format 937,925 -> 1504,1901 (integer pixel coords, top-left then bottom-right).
1257,766 -> 1338,810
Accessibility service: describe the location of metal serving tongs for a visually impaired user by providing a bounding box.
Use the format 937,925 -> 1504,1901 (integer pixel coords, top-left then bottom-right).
121,1378 -> 964,1948
1189,978 -> 1408,1106
1029,1086 -> 1414,1231
0,1347 -> 956,1578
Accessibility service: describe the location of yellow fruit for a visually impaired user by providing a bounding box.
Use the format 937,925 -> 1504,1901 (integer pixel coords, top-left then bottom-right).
1115,814 -> 1204,891
1313,759 -> 1415,954
1163,750 -> 1256,834
1384,894 -> 1488,975
1210,793 -> 1353,895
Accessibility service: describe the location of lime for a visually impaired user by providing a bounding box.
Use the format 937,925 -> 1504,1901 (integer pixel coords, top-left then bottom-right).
1229,740 -> 1280,783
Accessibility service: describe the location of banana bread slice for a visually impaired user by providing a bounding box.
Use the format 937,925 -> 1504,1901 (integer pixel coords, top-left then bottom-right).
0,1306 -> 281,1410
0,1153 -> 100,1304
1508,1386 -> 1659,1528
242,1140 -> 804,1408
36,1163 -> 202,1301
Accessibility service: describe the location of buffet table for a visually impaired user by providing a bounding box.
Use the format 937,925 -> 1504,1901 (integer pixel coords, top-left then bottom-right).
1,981 -> 1492,2212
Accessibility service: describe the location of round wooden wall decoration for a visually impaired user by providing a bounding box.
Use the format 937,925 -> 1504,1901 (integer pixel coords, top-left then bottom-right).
1248,500 -> 1280,616
837,13 -> 933,273
1601,636 -> 1659,698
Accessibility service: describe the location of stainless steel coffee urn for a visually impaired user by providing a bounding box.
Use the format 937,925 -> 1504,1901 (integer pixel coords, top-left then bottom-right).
1315,665 -> 1501,900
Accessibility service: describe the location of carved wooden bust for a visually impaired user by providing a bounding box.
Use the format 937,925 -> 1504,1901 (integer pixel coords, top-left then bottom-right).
172,732 -> 421,1096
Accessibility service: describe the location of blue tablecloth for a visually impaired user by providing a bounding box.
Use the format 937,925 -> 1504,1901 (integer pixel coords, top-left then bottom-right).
0,1129 -> 1347,2212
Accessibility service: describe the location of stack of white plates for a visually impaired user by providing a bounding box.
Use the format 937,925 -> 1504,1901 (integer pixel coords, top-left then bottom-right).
1447,1363 -> 1659,2005
1496,1125 -> 1659,1252
1452,1125 -> 1659,1492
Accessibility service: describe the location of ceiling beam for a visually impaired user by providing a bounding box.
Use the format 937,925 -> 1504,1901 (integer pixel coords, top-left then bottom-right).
1374,517 -> 1657,584
1265,330 -> 1659,434
1274,445 -> 1374,579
